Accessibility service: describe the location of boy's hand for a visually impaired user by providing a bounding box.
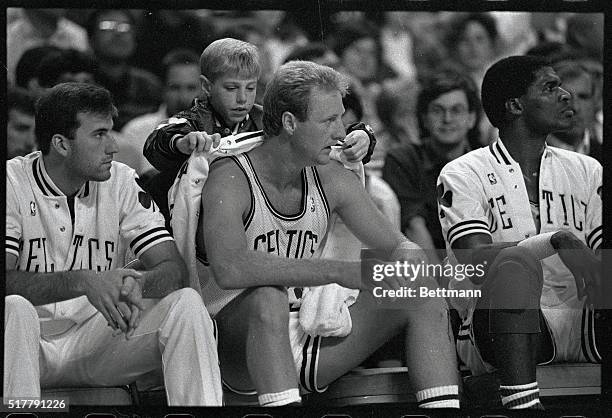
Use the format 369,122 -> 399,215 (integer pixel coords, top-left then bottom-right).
341,129 -> 370,163
176,131 -> 221,155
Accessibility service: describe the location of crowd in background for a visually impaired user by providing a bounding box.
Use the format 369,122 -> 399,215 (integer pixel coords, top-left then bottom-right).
7,8 -> 604,230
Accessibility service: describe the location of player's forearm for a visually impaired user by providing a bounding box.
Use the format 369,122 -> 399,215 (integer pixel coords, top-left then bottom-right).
211,250 -> 361,290
137,258 -> 187,298
6,270 -> 87,306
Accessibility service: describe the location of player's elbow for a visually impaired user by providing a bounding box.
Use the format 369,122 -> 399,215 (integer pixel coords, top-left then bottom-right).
209,251 -> 247,290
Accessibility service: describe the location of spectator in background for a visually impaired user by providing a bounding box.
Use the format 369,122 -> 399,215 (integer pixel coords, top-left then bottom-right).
7,8 -> 90,86
383,70 -> 480,266
444,13 -> 499,145
328,21 -> 397,174
36,48 -> 98,88
119,49 -> 201,180
547,60 -> 601,163
375,79 -> 420,148
86,9 -> 162,130
283,42 -> 340,70
14,45 -> 62,96
7,87 -> 37,159
131,10 -> 215,79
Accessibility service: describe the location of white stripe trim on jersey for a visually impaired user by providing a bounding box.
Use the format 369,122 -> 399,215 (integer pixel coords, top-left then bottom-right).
6,236 -> 20,257
587,226 -> 602,250
130,227 -> 174,257
582,303 -> 602,363
447,219 -> 491,245
489,141 -> 512,166
244,154 -> 308,222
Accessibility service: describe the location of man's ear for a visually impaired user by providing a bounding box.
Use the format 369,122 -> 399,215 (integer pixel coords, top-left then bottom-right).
282,111 -> 297,135
200,75 -> 211,95
505,98 -> 523,117
51,134 -> 70,157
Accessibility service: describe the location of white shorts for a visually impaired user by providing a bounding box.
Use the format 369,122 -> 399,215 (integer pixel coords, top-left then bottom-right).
219,308 -> 327,395
457,300 -> 601,376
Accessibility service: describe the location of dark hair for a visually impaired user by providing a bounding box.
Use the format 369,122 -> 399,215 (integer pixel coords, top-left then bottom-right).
8,87 -> 36,115
161,48 -> 200,81
37,49 -> 99,88
330,21 -> 378,57
481,55 -> 550,128
35,82 -> 118,155
342,86 -> 363,122
417,70 -> 481,143
284,42 -> 331,63
447,13 -> 498,49
15,45 -> 62,88
85,9 -> 135,37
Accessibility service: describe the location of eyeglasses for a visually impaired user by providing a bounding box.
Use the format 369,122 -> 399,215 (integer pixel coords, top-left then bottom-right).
98,20 -> 132,33
427,105 -> 469,119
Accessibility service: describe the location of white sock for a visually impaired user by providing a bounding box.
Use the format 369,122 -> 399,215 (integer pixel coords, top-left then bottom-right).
500,382 -> 543,409
258,388 -> 302,406
416,385 -> 460,408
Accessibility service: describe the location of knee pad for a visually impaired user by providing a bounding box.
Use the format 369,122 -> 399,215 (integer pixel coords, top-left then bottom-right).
481,247 -> 543,334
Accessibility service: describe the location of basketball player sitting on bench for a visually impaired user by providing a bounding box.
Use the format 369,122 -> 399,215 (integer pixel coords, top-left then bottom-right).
437,55 -> 602,410
5,82 -> 222,406
198,61 -> 460,408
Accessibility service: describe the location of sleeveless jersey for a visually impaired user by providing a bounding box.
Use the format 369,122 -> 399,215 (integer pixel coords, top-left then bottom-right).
201,153 -> 330,316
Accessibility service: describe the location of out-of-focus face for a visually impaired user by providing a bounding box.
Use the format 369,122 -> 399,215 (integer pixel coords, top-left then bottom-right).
557,73 -> 595,140
91,10 -> 136,62
423,89 -> 475,145
164,63 -> 200,116
56,71 -> 96,85
341,38 -> 378,82
294,87 -> 346,165
520,67 -> 574,135
208,74 -> 258,127
7,109 -> 36,159
457,21 -> 495,72
65,112 -> 118,182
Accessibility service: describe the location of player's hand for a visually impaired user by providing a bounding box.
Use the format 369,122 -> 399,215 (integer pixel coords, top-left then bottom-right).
552,230 -> 601,304
119,275 -> 145,339
176,131 -> 221,155
340,129 -> 369,163
82,269 -> 143,333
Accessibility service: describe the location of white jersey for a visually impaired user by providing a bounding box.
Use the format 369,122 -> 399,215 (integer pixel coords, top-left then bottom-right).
6,152 -> 174,330
201,153 -> 330,316
437,138 -> 602,316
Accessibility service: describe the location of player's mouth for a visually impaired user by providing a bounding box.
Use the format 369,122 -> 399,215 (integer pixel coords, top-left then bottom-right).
561,107 -> 575,117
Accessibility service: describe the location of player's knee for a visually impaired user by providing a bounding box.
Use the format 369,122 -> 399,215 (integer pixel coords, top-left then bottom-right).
486,246 -> 543,309
173,287 -> 206,311
247,286 -> 289,332
5,295 -> 38,327
417,296 -> 451,323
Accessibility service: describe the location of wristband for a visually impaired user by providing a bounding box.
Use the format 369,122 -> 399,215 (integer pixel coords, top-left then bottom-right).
346,121 -> 376,164
517,231 -> 557,260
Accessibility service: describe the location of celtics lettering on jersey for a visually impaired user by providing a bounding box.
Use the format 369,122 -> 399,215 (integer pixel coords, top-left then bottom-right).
254,229 -> 319,258
24,235 -> 116,273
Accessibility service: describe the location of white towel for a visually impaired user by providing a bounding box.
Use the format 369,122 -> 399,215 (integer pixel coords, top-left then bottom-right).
169,140 -> 363,337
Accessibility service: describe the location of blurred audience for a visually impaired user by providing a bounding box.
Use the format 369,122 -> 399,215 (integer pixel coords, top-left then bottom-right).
375,79 -> 420,148
444,13 -> 500,145
547,60 -> 602,163
383,70 -> 480,265
7,9 -> 90,85
132,10 -> 214,79
86,9 -> 162,130
7,88 -> 37,159
36,48 -> 98,88
119,48 -> 201,180
14,45 -> 62,95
